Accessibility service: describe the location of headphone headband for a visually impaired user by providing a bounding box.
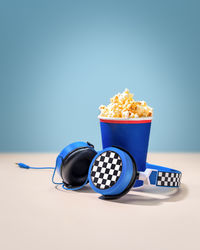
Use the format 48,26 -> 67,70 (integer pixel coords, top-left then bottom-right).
138,163 -> 182,188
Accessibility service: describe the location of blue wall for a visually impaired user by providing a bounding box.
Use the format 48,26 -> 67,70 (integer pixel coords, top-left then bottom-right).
0,0 -> 199,152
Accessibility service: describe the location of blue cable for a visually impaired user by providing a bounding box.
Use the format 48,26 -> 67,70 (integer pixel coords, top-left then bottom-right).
17,162 -> 63,184
17,162 -> 87,191
51,164 -> 63,185
61,178 -> 88,191
17,163 -> 54,170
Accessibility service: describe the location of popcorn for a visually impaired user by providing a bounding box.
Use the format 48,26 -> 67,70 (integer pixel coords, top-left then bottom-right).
99,89 -> 153,118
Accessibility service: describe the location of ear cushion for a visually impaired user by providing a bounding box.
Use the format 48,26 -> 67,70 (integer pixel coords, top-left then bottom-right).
61,147 -> 97,187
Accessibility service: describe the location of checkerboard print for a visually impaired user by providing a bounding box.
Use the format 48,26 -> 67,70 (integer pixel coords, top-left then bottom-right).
90,151 -> 122,190
157,172 -> 181,187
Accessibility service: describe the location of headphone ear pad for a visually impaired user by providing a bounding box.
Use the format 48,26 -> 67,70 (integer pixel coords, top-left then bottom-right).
61,148 -> 97,187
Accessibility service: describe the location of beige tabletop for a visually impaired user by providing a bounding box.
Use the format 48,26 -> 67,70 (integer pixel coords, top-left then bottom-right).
0,153 -> 199,250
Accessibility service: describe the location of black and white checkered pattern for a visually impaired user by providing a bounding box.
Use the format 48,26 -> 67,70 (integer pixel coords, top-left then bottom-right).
90,151 -> 122,190
157,172 -> 181,187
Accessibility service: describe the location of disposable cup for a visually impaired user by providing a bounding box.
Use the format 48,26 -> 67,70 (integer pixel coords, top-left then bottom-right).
99,116 -> 152,187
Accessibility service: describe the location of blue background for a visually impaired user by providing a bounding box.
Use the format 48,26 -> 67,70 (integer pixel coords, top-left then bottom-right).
0,0 -> 199,152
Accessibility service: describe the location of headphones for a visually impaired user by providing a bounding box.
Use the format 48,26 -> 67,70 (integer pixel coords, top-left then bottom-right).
53,141 -> 182,199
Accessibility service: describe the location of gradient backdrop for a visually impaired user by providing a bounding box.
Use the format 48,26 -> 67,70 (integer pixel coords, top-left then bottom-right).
0,0 -> 199,152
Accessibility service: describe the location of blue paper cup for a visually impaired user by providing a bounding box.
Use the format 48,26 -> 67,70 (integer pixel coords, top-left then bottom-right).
99,116 -> 152,187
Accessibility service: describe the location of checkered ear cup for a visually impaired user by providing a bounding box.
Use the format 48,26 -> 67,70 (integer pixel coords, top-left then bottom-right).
157,172 -> 182,187
90,151 -> 122,190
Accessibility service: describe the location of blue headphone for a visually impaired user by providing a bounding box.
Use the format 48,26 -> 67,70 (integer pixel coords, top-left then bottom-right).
50,141 -> 182,199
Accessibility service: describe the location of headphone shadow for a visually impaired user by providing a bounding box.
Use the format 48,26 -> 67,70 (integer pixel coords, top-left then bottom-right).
55,184 -> 95,193
55,183 -> 188,206
104,183 -> 188,206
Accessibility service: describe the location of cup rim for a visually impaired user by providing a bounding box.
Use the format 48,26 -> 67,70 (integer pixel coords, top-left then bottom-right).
98,115 -> 153,121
